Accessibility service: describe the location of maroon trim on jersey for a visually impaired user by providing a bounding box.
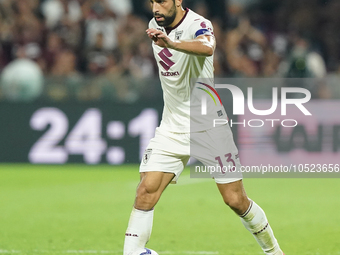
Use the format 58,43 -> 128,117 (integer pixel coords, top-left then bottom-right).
165,8 -> 189,35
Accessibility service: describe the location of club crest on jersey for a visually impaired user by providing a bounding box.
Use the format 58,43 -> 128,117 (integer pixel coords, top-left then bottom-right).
143,149 -> 152,164
175,30 -> 183,40
200,22 -> 207,28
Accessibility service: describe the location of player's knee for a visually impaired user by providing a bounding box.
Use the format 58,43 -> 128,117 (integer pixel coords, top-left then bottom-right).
141,177 -> 162,194
135,182 -> 161,209
223,193 -> 248,214
137,183 -> 159,197
223,194 -> 240,209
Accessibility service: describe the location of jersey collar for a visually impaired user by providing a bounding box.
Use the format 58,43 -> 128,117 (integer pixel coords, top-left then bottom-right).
165,7 -> 189,35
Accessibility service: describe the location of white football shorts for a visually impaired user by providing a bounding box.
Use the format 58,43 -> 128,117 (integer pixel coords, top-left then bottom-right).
139,124 -> 243,184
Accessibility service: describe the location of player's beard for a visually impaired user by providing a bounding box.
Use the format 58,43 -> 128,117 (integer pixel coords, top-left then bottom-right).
154,4 -> 177,27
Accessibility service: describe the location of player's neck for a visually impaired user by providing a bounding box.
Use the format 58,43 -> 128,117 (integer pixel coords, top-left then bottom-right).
167,7 -> 186,28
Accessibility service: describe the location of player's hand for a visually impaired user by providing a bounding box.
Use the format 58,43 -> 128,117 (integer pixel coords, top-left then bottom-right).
146,28 -> 175,49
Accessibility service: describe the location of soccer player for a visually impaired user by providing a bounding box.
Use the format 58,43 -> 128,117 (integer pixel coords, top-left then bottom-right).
124,0 -> 285,254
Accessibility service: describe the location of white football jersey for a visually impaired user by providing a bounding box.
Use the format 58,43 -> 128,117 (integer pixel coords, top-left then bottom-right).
149,8 -> 227,132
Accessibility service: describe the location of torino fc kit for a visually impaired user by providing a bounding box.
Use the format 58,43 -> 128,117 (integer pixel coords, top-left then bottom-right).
140,8 -> 242,183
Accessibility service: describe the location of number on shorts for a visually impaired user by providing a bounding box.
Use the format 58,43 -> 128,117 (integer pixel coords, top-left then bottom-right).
215,153 -> 236,173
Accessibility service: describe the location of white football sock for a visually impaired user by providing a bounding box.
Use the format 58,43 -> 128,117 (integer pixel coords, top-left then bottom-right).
240,200 -> 283,255
124,207 -> 154,255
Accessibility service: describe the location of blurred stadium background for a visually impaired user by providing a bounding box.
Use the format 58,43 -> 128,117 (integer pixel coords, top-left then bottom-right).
1,0 -> 340,103
0,0 -> 340,254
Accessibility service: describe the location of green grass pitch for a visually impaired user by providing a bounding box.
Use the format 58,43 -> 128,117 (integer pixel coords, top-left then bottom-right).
0,164 -> 339,255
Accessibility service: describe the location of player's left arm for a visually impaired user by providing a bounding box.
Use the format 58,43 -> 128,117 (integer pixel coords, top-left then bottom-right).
146,28 -> 215,56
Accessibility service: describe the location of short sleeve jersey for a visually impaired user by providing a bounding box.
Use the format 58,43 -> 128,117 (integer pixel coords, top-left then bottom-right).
149,8 -> 227,133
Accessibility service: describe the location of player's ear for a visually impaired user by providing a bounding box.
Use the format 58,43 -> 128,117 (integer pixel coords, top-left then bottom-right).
174,0 -> 182,8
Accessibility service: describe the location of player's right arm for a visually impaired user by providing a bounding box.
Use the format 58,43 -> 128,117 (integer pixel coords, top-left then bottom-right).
146,28 -> 215,56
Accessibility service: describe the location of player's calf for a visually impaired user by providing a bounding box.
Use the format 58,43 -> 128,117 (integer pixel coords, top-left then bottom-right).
124,171 -> 175,255
217,181 -> 283,254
